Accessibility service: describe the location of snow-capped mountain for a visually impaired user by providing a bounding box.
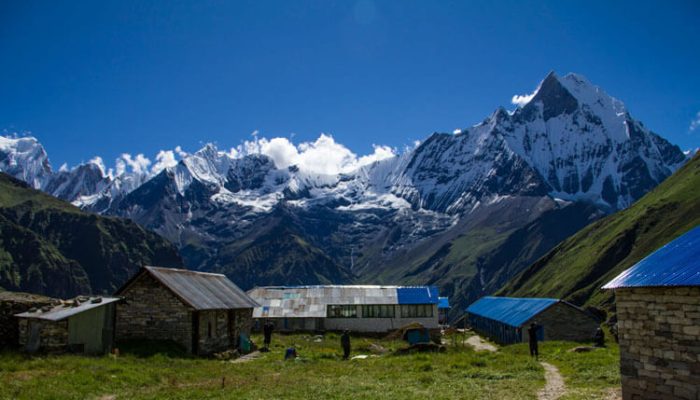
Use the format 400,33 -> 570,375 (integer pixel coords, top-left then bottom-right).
0,72 -> 687,316
0,136 -> 52,189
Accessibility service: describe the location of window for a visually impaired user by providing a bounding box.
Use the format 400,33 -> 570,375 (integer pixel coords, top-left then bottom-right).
327,305 -> 357,318
400,304 -> 433,318
361,305 -> 395,318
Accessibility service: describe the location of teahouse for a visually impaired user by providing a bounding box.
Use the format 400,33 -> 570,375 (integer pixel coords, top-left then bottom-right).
603,225 -> 700,400
247,285 -> 440,333
115,266 -> 258,355
466,296 -> 599,344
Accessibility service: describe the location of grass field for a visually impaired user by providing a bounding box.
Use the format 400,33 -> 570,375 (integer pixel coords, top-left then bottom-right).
0,332 -> 619,400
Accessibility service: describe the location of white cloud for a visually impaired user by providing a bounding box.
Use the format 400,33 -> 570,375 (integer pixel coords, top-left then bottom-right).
175,146 -> 188,158
151,149 -> 179,174
88,156 -> 107,176
690,111 -> 700,131
115,153 -> 151,176
237,133 -> 396,175
76,134 -> 396,179
511,92 -> 536,106
357,144 -> 395,167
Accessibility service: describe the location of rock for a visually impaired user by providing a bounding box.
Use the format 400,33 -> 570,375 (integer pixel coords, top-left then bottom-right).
213,349 -> 240,360
569,346 -> 595,353
368,343 -> 388,354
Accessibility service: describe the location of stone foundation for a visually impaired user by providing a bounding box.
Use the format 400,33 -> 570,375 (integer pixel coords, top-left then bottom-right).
616,287 -> 700,400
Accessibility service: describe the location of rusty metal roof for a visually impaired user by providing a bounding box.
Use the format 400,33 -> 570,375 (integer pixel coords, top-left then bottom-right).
247,285 -> 439,318
142,266 -> 259,310
15,297 -> 120,321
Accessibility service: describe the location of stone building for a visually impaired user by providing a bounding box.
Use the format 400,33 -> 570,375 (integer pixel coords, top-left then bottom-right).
248,285 -> 440,333
0,291 -> 55,349
15,296 -> 120,354
115,266 -> 258,355
603,225 -> 700,400
466,296 -> 600,345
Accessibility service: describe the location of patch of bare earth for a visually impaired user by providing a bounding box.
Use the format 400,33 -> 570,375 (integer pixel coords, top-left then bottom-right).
466,335 -> 498,352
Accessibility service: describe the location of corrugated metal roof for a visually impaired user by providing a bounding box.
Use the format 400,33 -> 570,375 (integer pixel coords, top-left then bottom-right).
396,287 -> 439,304
438,297 -> 450,309
466,297 -> 559,328
603,225 -> 700,289
15,297 -> 120,321
248,285 -> 438,318
142,266 -> 259,310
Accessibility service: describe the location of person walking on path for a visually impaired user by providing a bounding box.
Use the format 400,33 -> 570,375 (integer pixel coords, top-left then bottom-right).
340,330 -> 351,360
528,322 -> 539,359
263,320 -> 274,350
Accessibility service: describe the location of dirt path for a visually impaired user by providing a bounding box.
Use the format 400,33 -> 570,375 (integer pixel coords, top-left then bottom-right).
538,362 -> 566,400
465,335 -> 498,352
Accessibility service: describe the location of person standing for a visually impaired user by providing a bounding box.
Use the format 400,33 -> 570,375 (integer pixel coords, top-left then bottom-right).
263,320 -> 274,350
593,327 -> 605,347
527,322 -> 539,359
340,330 -> 351,360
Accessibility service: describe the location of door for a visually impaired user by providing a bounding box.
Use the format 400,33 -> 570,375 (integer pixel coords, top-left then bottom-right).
26,321 -> 41,353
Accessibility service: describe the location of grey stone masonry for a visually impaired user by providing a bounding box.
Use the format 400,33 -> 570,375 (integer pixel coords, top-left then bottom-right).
18,319 -> 69,352
197,308 -> 253,355
115,272 -> 194,352
616,287 -> 700,400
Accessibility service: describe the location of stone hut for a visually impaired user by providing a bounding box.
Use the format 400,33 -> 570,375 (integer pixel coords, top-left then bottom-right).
15,296 -> 119,354
603,225 -> 700,400
115,266 -> 258,355
0,291 -> 56,349
466,296 -> 600,345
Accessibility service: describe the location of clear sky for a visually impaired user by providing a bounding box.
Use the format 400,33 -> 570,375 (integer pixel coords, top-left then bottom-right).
1,0 -> 699,169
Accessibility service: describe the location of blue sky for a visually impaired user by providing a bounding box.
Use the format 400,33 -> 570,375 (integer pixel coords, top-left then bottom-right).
1,0 -> 699,169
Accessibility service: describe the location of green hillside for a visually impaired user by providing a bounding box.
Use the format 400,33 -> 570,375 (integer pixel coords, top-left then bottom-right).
498,153 -> 700,310
0,173 -> 183,298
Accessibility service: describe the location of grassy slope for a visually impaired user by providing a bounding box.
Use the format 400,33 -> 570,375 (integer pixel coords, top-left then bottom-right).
0,173 -> 183,297
499,153 -> 700,309
0,333 -> 619,400
358,197 -> 601,321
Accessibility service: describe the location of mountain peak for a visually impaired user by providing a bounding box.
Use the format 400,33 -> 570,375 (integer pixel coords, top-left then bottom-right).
526,71 -> 579,120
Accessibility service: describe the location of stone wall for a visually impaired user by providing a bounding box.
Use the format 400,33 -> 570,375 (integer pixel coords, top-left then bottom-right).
18,319 -> 69,352
115,273 -> 193,352
616,287 -> 700,400
197,310 -> 229,355
523,302 -> 600,343
0,292 -> 56,348
232,308 -> 253,342
197,309 -> 253,355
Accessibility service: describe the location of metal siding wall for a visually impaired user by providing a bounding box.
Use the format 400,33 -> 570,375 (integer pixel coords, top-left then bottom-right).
68,306 -> 107,354
468,314 -> 520,345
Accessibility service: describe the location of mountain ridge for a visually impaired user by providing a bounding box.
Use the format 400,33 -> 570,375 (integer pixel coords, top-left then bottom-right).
0,72 -> 689,314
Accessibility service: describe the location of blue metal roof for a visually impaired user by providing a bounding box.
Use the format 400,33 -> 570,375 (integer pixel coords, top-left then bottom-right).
603,225 -> 700,289
466,297 -> 559,327
397,286 -> 439,304
438,297 -> 450,309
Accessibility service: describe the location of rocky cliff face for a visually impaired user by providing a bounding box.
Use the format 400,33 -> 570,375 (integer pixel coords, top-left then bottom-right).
0,72 -> 687,315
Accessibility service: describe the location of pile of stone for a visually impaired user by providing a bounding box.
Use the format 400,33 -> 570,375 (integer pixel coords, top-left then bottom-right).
0,291 -> 56,348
